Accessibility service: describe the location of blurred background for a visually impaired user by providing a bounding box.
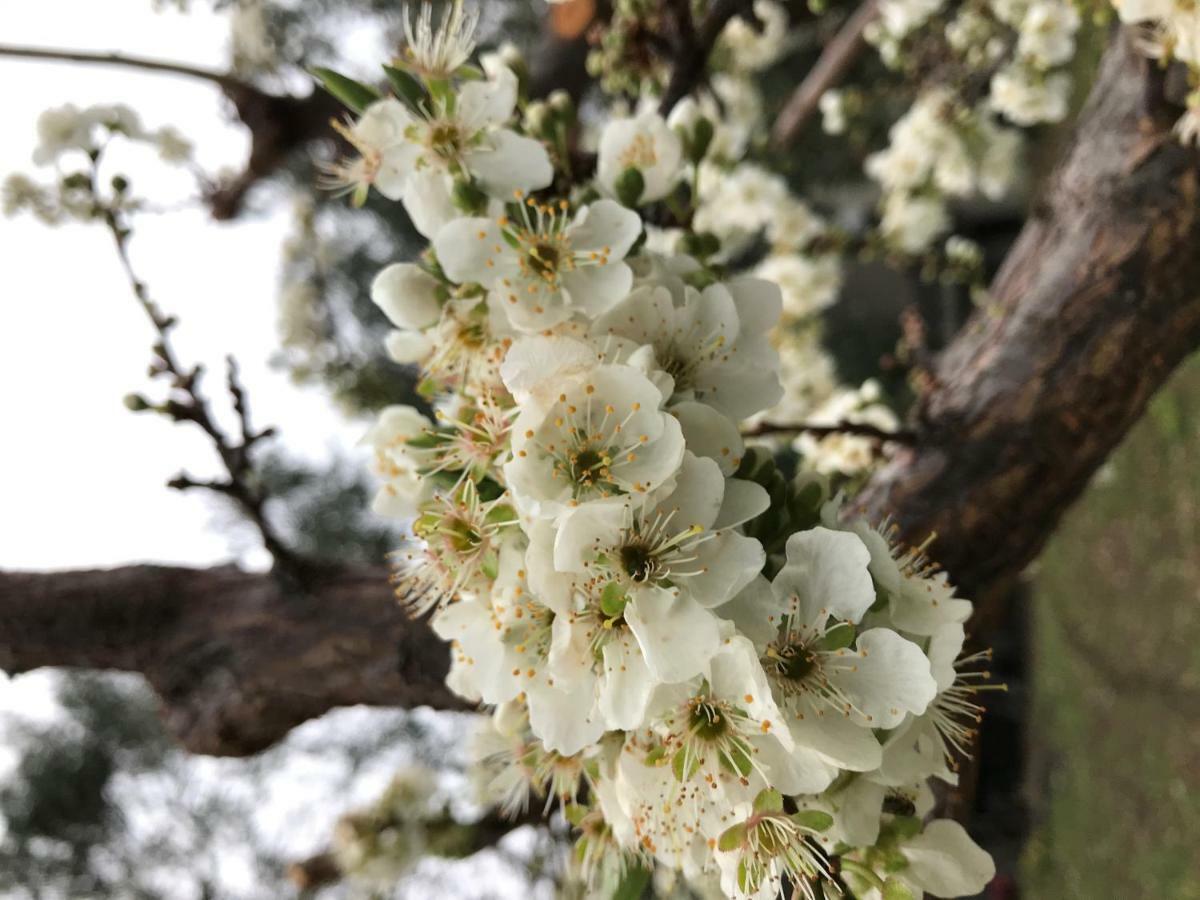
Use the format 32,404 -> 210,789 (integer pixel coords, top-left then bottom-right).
0,1 -> 1196,897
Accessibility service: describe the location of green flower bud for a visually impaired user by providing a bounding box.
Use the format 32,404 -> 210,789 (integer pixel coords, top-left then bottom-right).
451,178 -> 488,214
688,117 -> 714,164
122,393 -> 151,412
614,166 -> 645,208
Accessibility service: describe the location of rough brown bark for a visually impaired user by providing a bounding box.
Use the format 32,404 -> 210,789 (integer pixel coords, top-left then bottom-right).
0,564 -> 466,755
854,32 -> 1200,596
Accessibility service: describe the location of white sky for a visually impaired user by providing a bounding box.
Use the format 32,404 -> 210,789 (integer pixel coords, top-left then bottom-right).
0,0 -> 361,571
0,8 -> 544,896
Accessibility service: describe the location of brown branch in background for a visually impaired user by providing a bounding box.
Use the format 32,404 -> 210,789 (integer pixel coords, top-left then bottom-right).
853,31 -> 1200,597
742,419 -> 917,443
0,44 -> 240,87
96,174 -> 300,579
771,0 -> 880,148
658,0 -> 758,114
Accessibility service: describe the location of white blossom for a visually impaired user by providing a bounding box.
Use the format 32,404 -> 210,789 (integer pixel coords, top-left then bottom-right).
598,111 -> 684,203
435,197 -> 641,331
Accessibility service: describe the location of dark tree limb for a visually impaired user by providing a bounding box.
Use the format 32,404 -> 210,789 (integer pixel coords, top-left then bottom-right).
853,31 -> 1200,597
96,173 -> 299,580
0,565 -> 467,756
771,0 -> 880,148
658,0 -> 757,114
743,419 -> 916,443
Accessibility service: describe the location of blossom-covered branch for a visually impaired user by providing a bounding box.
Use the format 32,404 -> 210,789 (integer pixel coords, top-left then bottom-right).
316,3 -> 997,896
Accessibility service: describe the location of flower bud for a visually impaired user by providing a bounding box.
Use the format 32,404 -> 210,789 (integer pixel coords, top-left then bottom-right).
548,89 -> 574,120
122,393 -> 151,412
524,100 -> 551,136
614,166 -> 645,208
371,263 -> 442,330
451,178 -> 488,214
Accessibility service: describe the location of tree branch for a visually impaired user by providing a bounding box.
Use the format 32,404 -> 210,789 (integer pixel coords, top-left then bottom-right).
853,31 -> 1200,597
0,44 -> 239,87
0,564 -> 467,756
771,0 -> 880,148
658,0 -> 757,115
97,176 -> 298,579
742,419 -> 916,443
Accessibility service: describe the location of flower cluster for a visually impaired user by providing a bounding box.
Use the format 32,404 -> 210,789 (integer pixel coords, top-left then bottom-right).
348,4 -> 997,897
850,0 -> 1082,253
3,102 -> 191,225
1114,0 -> 1200,141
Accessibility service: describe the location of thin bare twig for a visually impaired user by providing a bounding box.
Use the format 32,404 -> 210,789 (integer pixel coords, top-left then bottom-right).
91,162 -> 302,580
771,0 -> 881,148
742,419 -> 917,443
0,43 -> 239,88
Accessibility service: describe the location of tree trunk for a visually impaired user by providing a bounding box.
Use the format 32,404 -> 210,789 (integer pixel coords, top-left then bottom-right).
855,32 -> 1200,596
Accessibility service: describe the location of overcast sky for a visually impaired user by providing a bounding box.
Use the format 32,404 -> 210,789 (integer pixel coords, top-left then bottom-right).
0,0 -> 360,572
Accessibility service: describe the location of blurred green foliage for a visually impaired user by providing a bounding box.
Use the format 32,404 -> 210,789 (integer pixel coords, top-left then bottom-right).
1024,354 -> 1200,900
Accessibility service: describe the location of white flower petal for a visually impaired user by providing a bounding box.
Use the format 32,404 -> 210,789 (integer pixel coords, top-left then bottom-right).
902,820 -> 996,898
671,399 -> 745,475
370,263 -> 442,329
402,167 -> 457,238
688,531 -> 765,609
625,587 -> 722,683
434,217 -> 512,284
458,66 -> 517,129
597,631 -> 657,728
466,128 -> 553,196
560,262 -> 634,318
568,199 -> 643,257
831,628 -> 938,727
773,527 -> 876,625
713,478 -> 770,530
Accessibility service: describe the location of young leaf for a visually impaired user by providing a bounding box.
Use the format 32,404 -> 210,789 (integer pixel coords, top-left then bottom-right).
753,788 -> 785,813
612,864 -> 651,900
311,67 -> 381,114
791,809 -> 834,832
383,64 -> 432,116
717,821 -> 749,852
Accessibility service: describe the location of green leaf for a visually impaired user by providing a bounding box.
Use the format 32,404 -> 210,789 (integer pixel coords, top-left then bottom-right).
720,740 -> 753,777
717,821 -> 748,852
612,863 -> 651,900
310,67 -> 380,113
383,64 -> 431,115
791,810 -> 834,832
671,747 -> 700,783
614,167 -> 645,207
600,581 -> 628,618
889,815 -> 923,841
564,803 -> 588,826
452,178 -> 489,214
476,477 -> 506,502
814,621 -> 855,652
643,745 -> 667,766
882,878 -> 917,900
753,788 -> 784,814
